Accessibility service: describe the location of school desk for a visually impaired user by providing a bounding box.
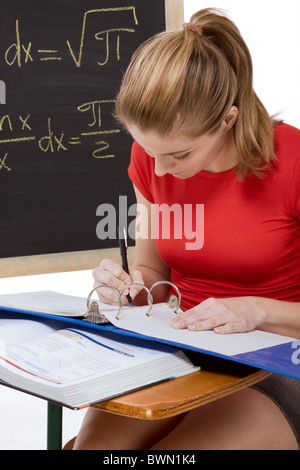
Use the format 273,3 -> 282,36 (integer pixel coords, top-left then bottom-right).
0,267 -> 269,450
60,354 -> 269,451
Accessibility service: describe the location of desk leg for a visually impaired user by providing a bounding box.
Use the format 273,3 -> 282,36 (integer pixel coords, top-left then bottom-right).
47,401 -> 62,450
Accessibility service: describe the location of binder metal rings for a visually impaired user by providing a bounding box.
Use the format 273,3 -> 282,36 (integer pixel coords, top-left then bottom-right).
85,285 -> 122,324
118,283 -> 153,319
119,280 -> 181,318
84,281 -> 181,323
149,281 -> 181,313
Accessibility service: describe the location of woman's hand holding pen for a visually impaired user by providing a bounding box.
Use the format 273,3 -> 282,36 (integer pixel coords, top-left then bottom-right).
92,259 -> 144,306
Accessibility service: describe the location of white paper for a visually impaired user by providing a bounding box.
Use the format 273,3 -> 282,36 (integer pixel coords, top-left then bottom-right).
0,291 -> 116,317
104,303 -> 295,357
0,290 -> 295,357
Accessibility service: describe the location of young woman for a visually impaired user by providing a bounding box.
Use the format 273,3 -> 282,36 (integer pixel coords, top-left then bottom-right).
74,8 -> 300,450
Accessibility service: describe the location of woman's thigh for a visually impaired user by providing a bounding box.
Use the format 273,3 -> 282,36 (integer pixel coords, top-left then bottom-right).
151,387 -> 298,450
73,386 -> 298,450
73,408 -> 185,450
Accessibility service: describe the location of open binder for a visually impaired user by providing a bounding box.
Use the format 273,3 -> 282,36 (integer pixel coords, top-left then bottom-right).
0,281 -> 299,380
84,280 -> 182,323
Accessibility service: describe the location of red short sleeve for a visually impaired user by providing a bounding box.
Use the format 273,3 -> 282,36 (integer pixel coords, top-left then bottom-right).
290,158 -> 300,223
275,123 -> 300,224
128,142 -> 155,203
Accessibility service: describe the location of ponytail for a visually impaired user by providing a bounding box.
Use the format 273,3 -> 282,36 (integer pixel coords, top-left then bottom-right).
116,8 -> 279,178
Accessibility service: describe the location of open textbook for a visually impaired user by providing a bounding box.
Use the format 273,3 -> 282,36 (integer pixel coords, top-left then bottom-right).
0,290 -> 299,379
0,312 -> 198,409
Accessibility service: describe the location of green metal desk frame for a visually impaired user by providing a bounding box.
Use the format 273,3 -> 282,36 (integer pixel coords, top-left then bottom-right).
47,402 -> 63,450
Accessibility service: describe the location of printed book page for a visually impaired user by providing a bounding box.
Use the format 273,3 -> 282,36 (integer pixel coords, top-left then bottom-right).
0,315 -> 199,407
0,319 -> 190,385
0,313 -> 59,345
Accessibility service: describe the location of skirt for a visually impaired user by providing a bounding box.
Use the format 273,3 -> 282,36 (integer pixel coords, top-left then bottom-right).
251,373 -> 300,449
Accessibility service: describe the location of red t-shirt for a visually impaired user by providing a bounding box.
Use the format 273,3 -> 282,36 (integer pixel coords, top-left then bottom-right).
128,123 -> 300,311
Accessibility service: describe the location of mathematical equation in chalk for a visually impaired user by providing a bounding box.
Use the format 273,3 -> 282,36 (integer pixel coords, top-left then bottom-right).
0,99 -> 121,171
3,7 -> 138,68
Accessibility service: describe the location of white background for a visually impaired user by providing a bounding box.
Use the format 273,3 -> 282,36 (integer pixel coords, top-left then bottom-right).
184,0 -> 300,128
0,0 -> 299,450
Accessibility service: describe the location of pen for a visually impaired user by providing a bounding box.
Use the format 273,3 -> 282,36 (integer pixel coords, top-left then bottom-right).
118,226 -> 132,306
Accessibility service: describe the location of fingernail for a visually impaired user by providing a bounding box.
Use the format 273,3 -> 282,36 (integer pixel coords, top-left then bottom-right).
130,288 -> 138,299
170,320 -> 184,329
188,324 -> 197,331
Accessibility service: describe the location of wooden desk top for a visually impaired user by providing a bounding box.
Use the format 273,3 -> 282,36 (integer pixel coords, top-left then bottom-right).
93,354 -> 270,420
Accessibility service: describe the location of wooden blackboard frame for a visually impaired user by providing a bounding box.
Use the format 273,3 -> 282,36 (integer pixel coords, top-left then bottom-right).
0,0 -> 184,277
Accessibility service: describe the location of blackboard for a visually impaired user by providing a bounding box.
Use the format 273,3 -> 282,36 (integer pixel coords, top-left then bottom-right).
0,0 -> 183,274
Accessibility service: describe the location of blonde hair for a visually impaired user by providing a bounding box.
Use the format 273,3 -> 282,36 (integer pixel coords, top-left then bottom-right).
116,8 -> 280,179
